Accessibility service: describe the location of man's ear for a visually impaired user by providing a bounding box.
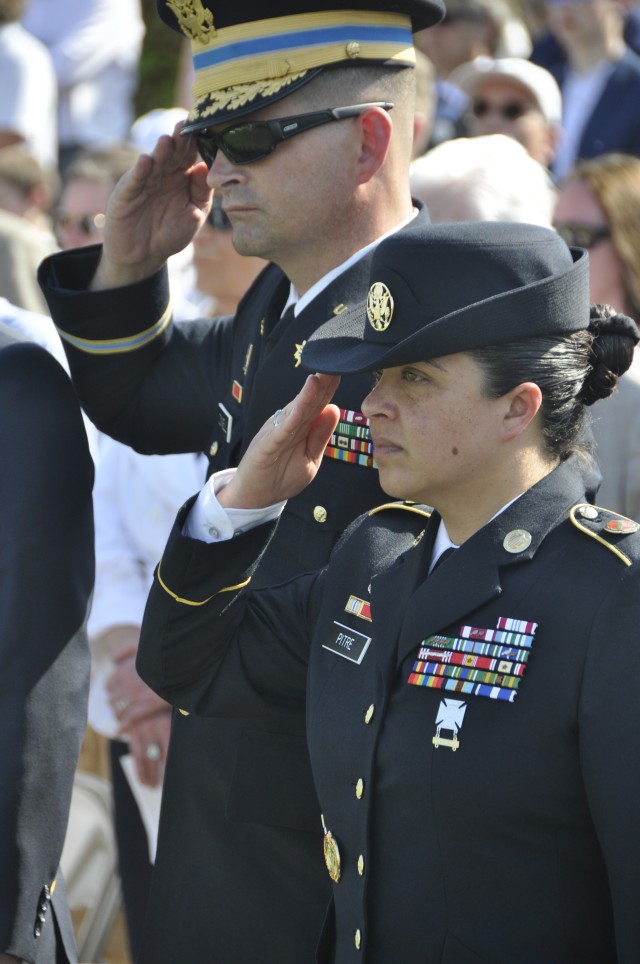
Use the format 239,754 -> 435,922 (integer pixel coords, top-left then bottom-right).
501,382 -> 543,441
355,106 -> 393,185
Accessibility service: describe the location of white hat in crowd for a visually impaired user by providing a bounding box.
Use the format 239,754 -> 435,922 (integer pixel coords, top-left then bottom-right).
450,56 -> 563,126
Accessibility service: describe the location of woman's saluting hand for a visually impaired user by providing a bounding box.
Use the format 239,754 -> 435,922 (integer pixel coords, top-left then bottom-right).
218,373 -> 341,511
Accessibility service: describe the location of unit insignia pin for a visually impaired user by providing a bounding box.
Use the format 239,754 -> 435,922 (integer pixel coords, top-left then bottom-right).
242,343 -> 254,376
605,517 -> 640,534
294,341 -> 306,367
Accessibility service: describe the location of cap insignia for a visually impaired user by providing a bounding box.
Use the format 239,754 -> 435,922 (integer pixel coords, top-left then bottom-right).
367,282 -> 394,332
166,0 -> 215,44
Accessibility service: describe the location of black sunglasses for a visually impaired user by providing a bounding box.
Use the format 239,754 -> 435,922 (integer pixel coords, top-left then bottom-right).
472,99 -> 532,121
207,193 -> 232,231
194,102 -> 393,167
554,222 -> 611,249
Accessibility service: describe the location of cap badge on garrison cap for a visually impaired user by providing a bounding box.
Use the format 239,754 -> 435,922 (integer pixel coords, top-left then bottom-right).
166,0 -> 215,43
367,282 -> 394,332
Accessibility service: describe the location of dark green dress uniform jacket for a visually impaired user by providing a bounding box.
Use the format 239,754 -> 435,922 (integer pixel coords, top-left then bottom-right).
0,338 -> 94,964
37,217 -> 428,962
137,457 -> 640,964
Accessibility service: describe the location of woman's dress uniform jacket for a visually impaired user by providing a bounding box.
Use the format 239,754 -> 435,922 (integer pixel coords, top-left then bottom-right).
36,220 -> 429,961
138,457 -> 640,964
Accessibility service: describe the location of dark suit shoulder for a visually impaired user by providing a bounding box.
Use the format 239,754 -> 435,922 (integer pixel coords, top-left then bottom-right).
570,503 -> 640,566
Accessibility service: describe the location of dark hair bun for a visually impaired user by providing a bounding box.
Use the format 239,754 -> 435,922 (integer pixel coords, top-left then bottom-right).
579,304 -> 639,405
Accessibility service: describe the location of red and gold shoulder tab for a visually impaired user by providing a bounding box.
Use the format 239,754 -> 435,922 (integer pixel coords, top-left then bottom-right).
570,503 -> 640,566
368,501 -> 432,519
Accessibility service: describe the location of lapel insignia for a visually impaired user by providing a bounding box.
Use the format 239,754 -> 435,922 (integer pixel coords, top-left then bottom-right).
503,529 -> 532,553
333,303 -> 349,315
294,340 -> 306,367
322,621 -> 371,664
345,595 -> 372,622
242,343 -> 254,376
432,699 -> 467,751
231,380 -> 243,403
409,616 -> 538,703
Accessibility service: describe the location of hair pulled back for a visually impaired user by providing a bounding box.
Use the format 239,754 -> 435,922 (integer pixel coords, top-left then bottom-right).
469,304 -> 639,460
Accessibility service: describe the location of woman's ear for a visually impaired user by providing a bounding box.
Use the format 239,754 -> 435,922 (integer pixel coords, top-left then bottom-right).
501,382 -> 543,441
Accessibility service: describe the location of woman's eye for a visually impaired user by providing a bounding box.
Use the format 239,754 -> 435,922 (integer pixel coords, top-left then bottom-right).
371,370 -> 382,386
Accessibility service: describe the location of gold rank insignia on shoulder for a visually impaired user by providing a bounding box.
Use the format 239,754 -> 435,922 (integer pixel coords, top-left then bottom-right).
166,0 -> 215,43
321,815 -> 341,883
570,503 -> 639,566
366,281 -> 394,332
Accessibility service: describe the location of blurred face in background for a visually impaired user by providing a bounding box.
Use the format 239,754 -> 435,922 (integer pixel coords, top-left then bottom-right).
54,177 -> 111,250
468,78 -> 557,166
192,194 -> 266,315
415,15 -> 492,77
553,177 -> 627,312
547,0 -> 617,49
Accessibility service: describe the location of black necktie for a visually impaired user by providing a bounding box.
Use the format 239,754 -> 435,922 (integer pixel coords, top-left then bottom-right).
431,546 -> 456,572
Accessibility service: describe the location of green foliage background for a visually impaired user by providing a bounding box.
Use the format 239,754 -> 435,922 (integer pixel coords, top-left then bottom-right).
134,0 -> 186,116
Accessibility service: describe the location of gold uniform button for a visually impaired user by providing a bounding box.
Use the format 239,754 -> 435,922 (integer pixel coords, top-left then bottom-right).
313,505 -> 328,524
355,928 -> 362,950
355,778 -> 364,799
357,854 -> 365,876
364,704 -> 375,724
209,441 -> 219,457
346,41 -> 361,59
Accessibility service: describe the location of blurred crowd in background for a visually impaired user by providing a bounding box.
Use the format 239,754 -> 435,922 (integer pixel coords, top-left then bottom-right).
2,0 -> 640,961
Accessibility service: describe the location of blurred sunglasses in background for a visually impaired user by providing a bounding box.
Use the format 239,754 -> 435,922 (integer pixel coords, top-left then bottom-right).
554,223 -> 611,249
194,102 -> 393,167
54,211 -> 106,236
207,193 -> 232,231
472,99 -> 533,121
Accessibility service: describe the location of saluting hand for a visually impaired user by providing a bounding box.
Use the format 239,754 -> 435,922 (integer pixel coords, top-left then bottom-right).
92,122 -> 212,289
218,373 -> 341,511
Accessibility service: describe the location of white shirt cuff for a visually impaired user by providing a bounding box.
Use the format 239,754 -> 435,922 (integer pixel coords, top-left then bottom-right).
183,468 -> 286,543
